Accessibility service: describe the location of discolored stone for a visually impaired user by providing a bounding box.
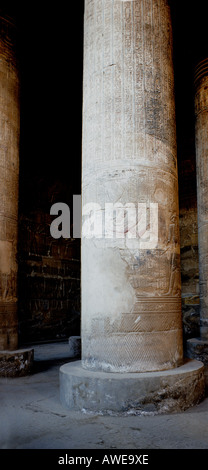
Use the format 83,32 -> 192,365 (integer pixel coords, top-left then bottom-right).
60,359 -> 205,415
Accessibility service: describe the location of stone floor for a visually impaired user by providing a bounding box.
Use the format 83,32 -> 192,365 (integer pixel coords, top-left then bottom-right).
0,341 -> 208,450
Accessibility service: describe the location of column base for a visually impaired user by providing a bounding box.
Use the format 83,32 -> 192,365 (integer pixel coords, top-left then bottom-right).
187,338 -> 208,392
59,359 -> 205,415
0,348 -> 34,377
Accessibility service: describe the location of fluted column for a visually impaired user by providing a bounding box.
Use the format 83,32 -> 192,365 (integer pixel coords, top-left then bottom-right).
81,0 -> 183,373
194,58 -> 208,340
0,15 -> 20,351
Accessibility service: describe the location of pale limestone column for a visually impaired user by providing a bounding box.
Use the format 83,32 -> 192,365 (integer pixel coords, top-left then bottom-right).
194,58 -> 208,340
81,0 -> 183,372
0,15 -> 20,351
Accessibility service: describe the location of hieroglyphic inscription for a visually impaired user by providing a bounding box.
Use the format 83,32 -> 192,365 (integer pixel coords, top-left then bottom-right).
82,0 -> 183,372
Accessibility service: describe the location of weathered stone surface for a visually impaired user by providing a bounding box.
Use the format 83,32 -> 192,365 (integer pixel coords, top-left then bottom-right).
0,348 -> 34,377
0,15 -> 20,351
81,0 -> 183,372
60,359 -> 205,415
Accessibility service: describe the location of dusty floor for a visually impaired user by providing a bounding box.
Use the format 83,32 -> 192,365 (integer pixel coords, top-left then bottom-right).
0,341 -> 208,450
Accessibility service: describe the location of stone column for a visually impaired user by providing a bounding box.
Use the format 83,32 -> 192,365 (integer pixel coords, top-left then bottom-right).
0,14 -> 33,376
187,58 -> 208,387
81,0 -> 183,373
60,0 -> 205,413
194,58 -> 208,340
0,14 -> 19,351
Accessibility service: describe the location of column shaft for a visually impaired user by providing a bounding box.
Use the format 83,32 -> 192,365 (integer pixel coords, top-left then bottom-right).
194,58 -> 208,340
0,16 -> 20,351
81,0 -> 183,372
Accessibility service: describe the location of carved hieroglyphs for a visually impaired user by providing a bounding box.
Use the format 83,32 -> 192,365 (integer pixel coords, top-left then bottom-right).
194,58 -> 208,340
0,15 -> 20,350
81,0 -> 183,372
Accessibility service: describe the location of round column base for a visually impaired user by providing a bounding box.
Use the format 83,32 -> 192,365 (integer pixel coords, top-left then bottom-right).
0,348 -> 34,377
60,359 -> 205,415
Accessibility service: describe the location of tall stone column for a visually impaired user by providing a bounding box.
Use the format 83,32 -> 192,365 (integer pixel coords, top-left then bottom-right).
0,14 -> 33,376
81,0 -> 183,373
0,14 -> 19,351
187,58 -> 208,388
194,58 -> 208,340
60,0 -> 205,413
